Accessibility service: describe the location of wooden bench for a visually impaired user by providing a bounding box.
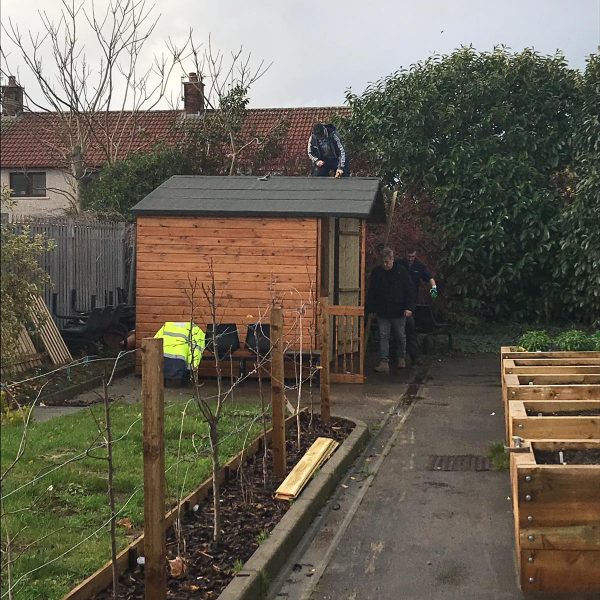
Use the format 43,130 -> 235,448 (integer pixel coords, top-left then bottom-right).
199,348 -> 321,380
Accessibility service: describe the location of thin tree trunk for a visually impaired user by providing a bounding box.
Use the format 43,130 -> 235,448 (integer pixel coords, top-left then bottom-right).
209,421 -> 221,543
103,378 -> 119,599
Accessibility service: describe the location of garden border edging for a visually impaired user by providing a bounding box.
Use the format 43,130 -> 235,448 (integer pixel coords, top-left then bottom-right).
217,415 -> 370,600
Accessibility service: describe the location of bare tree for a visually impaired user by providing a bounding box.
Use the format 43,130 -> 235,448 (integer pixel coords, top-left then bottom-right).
1,0 -> 188,210
176,35 -> 288,176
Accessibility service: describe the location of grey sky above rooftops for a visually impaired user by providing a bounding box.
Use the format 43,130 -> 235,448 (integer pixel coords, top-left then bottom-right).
2,0 -> 598,110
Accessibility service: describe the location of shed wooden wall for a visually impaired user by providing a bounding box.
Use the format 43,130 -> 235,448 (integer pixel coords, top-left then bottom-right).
135,216 -> 319,358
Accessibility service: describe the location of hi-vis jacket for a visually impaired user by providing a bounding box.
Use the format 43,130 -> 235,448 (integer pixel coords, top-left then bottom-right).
154,322 -> 205,378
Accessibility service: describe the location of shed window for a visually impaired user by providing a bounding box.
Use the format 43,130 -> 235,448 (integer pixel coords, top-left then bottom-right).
9,172 -> 47,197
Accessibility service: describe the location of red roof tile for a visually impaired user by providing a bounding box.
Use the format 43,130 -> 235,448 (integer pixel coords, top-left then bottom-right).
0,107 -> 350,171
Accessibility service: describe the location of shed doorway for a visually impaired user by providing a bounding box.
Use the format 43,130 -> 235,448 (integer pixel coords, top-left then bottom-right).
321,216 -> 366,383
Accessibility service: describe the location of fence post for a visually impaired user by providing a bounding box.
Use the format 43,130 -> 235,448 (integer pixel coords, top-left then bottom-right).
270,304 -> 286,480
319,296 -> 331,423
142,337 -> 166,600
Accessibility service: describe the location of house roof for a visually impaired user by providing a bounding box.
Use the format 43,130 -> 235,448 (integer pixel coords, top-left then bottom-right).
0,106 -> 350,170
131,175 -> 386,222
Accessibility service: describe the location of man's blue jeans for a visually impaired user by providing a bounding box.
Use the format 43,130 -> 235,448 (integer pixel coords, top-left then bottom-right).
377,316 -> 406,363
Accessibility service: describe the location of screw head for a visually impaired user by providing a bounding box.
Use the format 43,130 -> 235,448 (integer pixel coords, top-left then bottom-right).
528,535 -> 535,541
525,475 -> 532,482
518,424 -> 523,429
529,577 -> 535,583
525,494 -> 532,501
527,515 -> 534,522
528,555 -> 534,563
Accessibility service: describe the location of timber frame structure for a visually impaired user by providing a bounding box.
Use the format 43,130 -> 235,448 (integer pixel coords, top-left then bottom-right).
131,176 -> 386,382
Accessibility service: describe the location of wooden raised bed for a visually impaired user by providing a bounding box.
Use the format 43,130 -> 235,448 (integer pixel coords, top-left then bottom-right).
501,355 -> 600,440
510,440 -> 600,593
504,373 -> 600,402
508,400 -> 600,442
500,347 -> 600,361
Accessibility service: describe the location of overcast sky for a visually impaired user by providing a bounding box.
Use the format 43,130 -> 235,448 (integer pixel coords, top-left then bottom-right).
2,0 -> 599,109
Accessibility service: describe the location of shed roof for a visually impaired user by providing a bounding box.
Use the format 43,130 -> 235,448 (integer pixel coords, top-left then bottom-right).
131,176 -> 386,222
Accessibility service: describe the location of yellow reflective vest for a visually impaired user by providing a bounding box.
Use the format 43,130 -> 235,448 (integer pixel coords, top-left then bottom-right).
154,322 -> 205,369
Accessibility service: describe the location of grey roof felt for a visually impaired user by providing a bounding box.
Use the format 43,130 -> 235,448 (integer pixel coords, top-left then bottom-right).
131,176 -> 386,222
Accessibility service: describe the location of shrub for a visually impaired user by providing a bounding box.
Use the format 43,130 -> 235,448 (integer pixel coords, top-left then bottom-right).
517,330 -> 552,352
554,330 -> 593,351
589,331 -> 600,351
1,187 -> 55,378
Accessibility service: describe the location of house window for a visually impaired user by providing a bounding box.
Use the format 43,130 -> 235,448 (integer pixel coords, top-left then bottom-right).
9,172 -> 47,197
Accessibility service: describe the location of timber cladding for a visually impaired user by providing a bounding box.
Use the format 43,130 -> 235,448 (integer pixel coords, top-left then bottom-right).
135,216 -> 319,357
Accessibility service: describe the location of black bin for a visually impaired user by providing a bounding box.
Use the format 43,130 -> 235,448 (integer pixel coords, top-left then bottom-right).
245,323 -> 271,355
206,323 -> 240,359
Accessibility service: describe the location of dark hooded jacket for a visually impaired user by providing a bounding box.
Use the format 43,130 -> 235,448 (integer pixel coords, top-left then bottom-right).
366,262 -> 415,319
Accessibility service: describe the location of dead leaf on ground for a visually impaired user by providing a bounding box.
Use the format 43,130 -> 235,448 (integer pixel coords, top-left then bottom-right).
169,556 -> 188,578
117,517 -> 133,530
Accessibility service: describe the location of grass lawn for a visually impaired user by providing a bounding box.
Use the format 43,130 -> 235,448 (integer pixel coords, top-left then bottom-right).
1,398 -> 265,600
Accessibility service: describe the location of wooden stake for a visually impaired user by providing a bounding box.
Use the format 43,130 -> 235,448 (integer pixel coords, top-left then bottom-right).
270,304 -> 286,480
141,338 -> 166,600
319,296 -> 331,423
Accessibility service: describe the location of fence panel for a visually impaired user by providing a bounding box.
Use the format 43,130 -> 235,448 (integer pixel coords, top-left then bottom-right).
10,216 -> 132,323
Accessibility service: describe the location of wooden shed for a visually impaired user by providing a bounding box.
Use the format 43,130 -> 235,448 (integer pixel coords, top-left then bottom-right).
131,175 -> 385,381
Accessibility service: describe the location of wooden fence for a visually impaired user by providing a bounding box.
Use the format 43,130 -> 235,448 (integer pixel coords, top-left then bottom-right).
9,216 -> 132,322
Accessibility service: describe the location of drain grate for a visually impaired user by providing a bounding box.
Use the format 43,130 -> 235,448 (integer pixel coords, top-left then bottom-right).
427,455 -> 490,471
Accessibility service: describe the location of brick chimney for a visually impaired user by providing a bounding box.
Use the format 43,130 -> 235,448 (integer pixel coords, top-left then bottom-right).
1,76 -> 24,116
183,72 -> 205,114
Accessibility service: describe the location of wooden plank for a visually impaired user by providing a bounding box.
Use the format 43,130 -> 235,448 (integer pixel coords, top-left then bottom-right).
137,226 -> 315,239
137,262 -> 317,274
137,216 -> 316,230
515,374 -> 600,385
330,373 -> 365,384
506,366 -> 600,375
511,415 -> 600,441
501,347 -> 600,360
520,549 -> 600,592
137,244 -> 317,256
520,525 -> 600,550
513,358 -> 600,366
137,253 -> 317,264
137,234 -> 316,248
516,466 -> 600,518
507,385 -> 600,401
326,305 -> 364,316
29,295 -> 73,365
522,400 -> 600,412
274,437 -> 339,500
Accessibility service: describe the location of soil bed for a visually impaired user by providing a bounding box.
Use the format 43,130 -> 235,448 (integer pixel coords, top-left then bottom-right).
534,448 -> 600,464
4,355 -> 134,407
93,413 -> 354,600
525,408 -> 600,416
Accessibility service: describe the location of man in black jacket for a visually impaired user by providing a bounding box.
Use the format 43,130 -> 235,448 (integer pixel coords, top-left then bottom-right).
307,123 -> 349,177
366,247 -> 415,373
399,249 -> 438,364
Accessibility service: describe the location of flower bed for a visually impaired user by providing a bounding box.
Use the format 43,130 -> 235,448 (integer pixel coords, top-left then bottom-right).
61,413 -> 358,600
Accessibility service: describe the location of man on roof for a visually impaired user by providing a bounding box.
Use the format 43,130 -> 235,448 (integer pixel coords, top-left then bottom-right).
307,123 -> 349,177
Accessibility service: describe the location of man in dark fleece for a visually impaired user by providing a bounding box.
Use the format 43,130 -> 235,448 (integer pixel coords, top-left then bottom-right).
307,123 -> 349,177
366,247 -> 415,373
